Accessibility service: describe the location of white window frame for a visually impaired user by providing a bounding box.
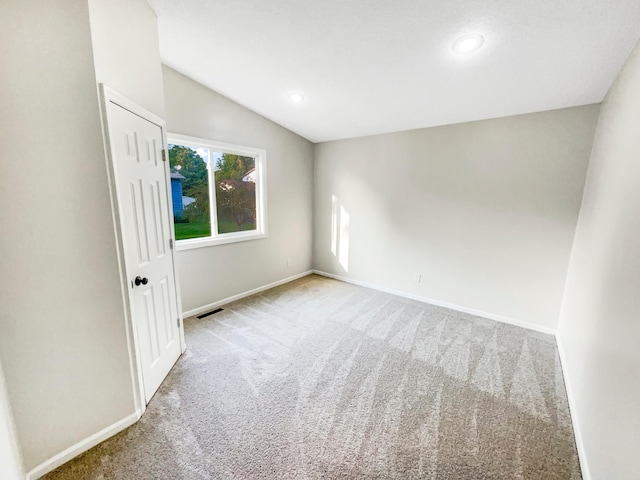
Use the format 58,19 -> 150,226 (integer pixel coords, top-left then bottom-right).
168,133 -> 267,251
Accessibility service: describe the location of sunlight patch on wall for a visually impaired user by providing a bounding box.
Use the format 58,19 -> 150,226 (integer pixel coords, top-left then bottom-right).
330,193 -> 350,272
339,205 -> 350,272
331,195 -> 338,256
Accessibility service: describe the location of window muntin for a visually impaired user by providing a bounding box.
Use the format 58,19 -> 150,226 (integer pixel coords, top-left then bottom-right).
167,134 -> 266,249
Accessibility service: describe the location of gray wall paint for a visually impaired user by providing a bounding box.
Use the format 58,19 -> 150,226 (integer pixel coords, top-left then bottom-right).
88,0 -> 166,118
313,105 -> 600,331
557,40 -> 640,480
162,66 -> 314,313
0,0 -> 165,472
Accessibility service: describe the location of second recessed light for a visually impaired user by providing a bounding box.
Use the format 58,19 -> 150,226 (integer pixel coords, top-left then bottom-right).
289,93 -> 305,103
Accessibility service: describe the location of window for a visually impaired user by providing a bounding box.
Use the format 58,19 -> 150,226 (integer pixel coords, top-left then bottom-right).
167,134 -> 266,250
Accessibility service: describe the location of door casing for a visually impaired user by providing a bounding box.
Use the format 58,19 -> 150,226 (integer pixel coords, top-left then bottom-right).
98,84 -> 186,415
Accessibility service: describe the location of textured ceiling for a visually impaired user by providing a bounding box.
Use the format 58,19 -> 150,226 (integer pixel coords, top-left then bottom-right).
148,0 -> 640,143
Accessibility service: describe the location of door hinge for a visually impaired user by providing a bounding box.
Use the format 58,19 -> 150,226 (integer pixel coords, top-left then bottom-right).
169,238 -> 174,249
162,149 -> 167,162
177,317 -> 181,328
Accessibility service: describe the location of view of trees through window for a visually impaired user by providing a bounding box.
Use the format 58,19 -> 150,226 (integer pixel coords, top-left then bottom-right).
214,153 -> 256,235
168,144 -> 257,241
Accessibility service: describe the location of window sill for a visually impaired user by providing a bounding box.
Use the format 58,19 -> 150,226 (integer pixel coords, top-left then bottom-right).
176,232 -> 267,251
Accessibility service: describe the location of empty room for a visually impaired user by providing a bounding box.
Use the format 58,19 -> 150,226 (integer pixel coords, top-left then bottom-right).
1,0 -> 639,479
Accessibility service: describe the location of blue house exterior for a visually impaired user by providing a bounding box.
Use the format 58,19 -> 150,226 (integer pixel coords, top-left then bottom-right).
170,171 -> 186,218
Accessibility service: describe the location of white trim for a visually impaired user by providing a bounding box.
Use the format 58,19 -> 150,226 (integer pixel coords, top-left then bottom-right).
182,271 -> 313,318
26,410 -> 142,480
100,86 -> 165,127
98,84 -> 148,414
555,336 -> 591,480
98,84 -> 186,407
167,133 -> 268,251
168,134 -> 266,157
312,270 -> 556,335
176,232 -> 267,251
0,361 -> 24,480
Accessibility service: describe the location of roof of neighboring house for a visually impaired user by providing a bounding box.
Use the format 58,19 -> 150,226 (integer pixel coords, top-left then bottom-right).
242,168 -> 255,178
170,171 -> 186,180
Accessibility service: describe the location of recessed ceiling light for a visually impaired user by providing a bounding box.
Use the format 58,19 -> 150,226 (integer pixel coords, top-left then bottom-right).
453,34 -> 485,53
289,93 -> 305,103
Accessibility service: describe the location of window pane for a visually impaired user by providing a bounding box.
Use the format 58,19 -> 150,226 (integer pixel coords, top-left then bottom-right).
213,153 -> 257,234
168,144 -> 211,240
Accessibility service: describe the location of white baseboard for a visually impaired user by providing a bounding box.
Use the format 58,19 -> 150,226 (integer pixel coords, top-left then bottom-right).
182,270 -> 314,318
26,409 -> 142,480
23,270 -> 569,479
312,270 -> 556,336
555,336 -> 591,480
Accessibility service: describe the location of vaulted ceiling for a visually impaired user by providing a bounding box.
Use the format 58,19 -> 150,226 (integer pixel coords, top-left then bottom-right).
148,0 -> 640,143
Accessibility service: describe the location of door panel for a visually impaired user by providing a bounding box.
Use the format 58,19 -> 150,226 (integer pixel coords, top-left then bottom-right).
130,179 -> 150,264
150,181 -> 167,257
106,101 -> 181,403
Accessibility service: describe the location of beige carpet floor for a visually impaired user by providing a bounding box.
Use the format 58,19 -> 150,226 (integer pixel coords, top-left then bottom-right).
45,274 -> 581,479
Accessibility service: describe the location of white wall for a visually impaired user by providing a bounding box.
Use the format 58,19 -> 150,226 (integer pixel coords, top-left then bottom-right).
314,105 -> 600,331
0,362 -> 23,480
88,0 -> 165,117
0,0 -> 165,474
162,66 -> 314,313
557,39 -> 640,480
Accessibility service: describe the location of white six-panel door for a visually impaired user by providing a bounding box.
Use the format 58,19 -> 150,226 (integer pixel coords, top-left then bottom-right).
105,99 -> 182,403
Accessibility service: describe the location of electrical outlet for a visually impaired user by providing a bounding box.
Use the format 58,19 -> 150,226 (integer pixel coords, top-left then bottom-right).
413,273 -> 421,283
287,258 -> 292,267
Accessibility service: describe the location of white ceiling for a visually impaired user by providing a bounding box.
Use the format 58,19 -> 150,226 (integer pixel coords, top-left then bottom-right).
148,0 -> 640,143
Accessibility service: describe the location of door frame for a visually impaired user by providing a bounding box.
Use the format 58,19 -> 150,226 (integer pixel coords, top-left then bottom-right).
98,84 -> 186,415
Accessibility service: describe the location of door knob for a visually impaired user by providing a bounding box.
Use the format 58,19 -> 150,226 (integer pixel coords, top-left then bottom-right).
134,276 -> 149,286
